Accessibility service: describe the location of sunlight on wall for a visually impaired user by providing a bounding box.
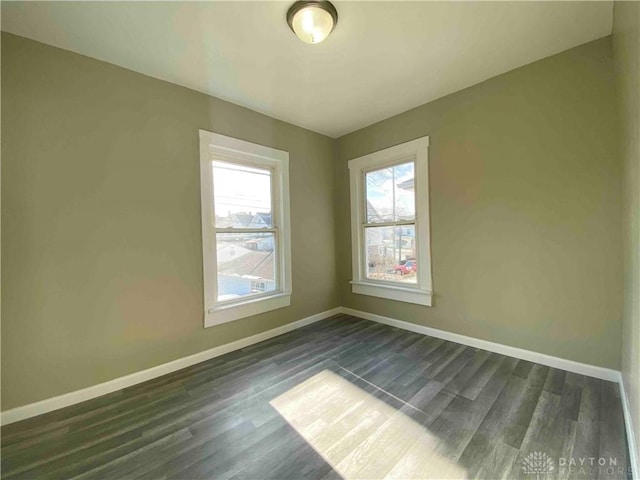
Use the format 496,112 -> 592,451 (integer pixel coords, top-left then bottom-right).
270,369 -> 468,479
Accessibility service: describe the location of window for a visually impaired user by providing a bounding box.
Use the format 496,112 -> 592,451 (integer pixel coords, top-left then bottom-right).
199,130 -> 291,327
348,136 -> 432,306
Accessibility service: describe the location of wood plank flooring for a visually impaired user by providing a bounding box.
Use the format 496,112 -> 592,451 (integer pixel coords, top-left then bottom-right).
1,315 -> 631,479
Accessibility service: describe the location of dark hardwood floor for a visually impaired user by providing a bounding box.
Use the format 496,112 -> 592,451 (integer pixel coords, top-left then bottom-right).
1,314 -> 631,479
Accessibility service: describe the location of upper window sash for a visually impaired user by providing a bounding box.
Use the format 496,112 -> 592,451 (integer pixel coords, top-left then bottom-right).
363,160 -> 416,226
211,159 -> 276,231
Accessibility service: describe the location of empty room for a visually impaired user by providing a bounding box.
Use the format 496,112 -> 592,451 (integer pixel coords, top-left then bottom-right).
1,1 -> 639,479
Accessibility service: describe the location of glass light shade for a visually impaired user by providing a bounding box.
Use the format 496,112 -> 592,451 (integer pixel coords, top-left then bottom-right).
288,2 -> 337,44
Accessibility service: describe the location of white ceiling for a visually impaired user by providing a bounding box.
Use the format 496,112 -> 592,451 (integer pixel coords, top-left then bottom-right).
1,1 -> 613,138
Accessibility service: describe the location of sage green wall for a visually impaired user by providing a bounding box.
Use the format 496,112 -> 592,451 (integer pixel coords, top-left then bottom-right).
1,33 -> 338,410
335,38 -> 623,369
1,31 -> 627,411
612,0 -> 640,463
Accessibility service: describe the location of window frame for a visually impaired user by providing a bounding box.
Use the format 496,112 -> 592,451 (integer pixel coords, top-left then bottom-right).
348,136 -> 433,306
199,130 -> 292,327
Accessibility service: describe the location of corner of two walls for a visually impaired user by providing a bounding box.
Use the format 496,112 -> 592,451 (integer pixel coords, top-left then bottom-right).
334,37 -> 624,371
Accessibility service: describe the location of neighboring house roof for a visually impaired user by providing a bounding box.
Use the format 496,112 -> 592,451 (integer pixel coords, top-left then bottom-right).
397,177 -> 414,191
249,212 -> 272,227
216,244 -> 252,263
218,251 -> 274,280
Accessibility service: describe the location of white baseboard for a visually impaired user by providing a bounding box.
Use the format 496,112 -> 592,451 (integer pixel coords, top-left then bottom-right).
0,307 -> 342,426
0,304 -> 627,437
339,307 -> 620,382
619,373 -> 639,480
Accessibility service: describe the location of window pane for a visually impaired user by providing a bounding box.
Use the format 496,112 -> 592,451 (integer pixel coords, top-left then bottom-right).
394,162 -> 415,221
365,225 -> 417,284
365,161 -> 415,223
216,232 -> 277,301
213,161 -> 272,229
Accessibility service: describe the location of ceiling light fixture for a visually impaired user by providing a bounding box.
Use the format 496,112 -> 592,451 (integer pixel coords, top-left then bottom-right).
286,1 -> 338,44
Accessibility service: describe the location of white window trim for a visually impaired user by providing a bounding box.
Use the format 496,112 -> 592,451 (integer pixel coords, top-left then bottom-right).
199,130 -> 292,328
348,136 -> 433,306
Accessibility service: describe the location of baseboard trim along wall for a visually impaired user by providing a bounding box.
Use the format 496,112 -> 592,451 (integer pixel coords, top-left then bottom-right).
1,304 -> 632,475
339,307 -> 620,382
0,307 -> 342,426
619,374 -> 640,480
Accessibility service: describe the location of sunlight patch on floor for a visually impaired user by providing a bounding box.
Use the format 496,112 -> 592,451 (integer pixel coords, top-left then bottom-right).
270,369 -> 468,479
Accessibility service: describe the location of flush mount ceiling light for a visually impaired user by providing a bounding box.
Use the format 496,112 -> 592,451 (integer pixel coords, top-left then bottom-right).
286,1 -> 338,44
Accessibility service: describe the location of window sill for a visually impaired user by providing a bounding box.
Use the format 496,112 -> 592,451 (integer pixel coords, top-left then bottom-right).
205,292 -> 291,328
350,281 -> 432,307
